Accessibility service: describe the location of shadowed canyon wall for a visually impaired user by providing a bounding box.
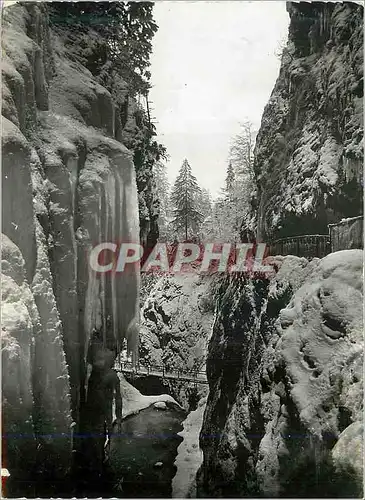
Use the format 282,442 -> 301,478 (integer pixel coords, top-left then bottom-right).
252,2 -> 363,241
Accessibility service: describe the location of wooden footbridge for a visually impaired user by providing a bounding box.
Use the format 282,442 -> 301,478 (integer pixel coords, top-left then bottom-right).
117,361 -> 208,385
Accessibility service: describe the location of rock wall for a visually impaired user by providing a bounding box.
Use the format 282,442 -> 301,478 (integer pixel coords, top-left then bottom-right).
197,251 -> 363,497
49,3 -> 162,250
253,2 -> 363,241
1,3 -> 140,492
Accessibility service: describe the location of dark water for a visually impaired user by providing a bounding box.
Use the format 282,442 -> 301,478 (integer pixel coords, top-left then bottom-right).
124,374 -> 170,396
3,405 -> 185,498
106,405 -> 186,498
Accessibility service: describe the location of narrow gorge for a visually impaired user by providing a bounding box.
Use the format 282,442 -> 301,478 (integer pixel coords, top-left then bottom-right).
1,2 -> 363,499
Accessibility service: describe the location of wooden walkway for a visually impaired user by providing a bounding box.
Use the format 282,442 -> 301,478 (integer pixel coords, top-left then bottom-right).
117,361 -> 208,385
329,216 -> 363,252
269,217 -> 363,258
268,234 -> 331,259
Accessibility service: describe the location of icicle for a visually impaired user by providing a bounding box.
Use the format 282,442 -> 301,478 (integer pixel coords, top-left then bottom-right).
308,432 -> 323,488
114,162 -> 140,359
106,173 -> 118,348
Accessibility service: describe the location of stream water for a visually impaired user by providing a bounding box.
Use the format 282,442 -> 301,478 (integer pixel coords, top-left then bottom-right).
105,405 -> 186,498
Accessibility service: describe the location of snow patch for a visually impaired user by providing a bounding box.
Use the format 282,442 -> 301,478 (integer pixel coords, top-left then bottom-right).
116,373 -> 182,420
172,397 -> 207,498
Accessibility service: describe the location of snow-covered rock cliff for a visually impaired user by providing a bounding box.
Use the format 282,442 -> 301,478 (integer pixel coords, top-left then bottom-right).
197,250 -> 363,497
197,5 -> 363,496
253,2 -> 363,241
2,3 -> 140,492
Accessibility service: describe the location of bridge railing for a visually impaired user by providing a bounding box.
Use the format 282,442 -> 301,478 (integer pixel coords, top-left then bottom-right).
328,216 -> 363,252
268,234 -> 331,259
119,360 -> 207,380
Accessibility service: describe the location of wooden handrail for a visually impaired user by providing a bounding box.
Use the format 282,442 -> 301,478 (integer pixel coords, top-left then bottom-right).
268,234 -> 331,259
328,215 -> 363,227
269,234 -> 329,244
118,361 -> 207,383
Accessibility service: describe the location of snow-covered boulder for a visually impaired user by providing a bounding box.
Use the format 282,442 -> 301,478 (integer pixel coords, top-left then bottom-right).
255,250 -> 363,496
154,401 -> 167,410
332,421 -> 363,479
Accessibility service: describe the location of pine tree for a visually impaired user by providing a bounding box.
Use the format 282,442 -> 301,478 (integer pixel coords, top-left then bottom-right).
153,162 -> 171,240
229,121 -> 256,240
199,188 -> 213,222
197,188 -> 214,241
50,2 -> 158,97
225,162 -> 235,198
170,159 -> 204,240
211,129 -> 256,243
223,161 -> 239,238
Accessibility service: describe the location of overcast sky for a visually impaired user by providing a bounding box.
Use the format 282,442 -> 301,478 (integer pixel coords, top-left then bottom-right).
149,1 -> 289,197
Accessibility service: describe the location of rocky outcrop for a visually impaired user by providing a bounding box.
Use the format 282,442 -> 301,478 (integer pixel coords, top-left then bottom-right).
2,3 -> 140,493
197,251 -> 363,497
253,2 -> 363,241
